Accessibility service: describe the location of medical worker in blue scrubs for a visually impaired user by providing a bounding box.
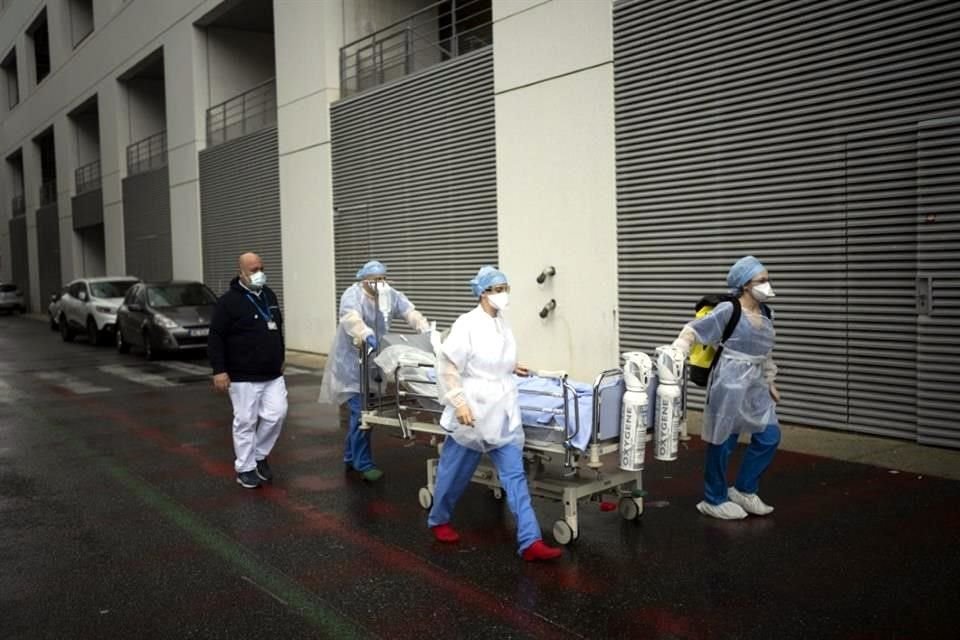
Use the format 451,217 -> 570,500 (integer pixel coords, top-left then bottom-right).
672,256 -> 782,520
319,260 -> 430,482
428,266 -> 562,561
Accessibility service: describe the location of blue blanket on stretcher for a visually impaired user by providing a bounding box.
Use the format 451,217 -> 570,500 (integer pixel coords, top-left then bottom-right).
516,375 -> 622,452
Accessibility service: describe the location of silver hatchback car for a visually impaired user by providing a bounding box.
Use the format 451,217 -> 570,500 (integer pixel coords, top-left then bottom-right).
0,283 -> 26,314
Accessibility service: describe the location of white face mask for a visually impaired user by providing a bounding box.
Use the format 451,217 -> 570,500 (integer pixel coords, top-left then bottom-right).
750,281 -> 775,302
248,270 -> 267,290
487,292 -> 509,310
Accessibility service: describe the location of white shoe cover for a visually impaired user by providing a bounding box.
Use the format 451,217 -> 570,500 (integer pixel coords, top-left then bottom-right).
696,500 -> 748,520
727,487 -> 774,516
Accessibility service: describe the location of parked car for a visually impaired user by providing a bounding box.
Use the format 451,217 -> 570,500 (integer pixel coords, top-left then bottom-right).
58,277 -> 140,345
116,281 -> 218,359
0,282 -> 26,314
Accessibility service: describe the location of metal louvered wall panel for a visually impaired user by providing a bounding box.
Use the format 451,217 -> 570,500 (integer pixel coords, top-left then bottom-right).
72,189 -> 103,230
9,215 -> 30,309
330,48 -> 497,329
198,127 -> 283,303
121,167 -> 172,282
917,118 -> 960,448
614,0 -> 960,441
35,204 -> 62,302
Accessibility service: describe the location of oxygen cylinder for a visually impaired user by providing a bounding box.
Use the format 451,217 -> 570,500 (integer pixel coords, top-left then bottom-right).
654,346 -> 684,461
619,352 -> 651,471
377,285 -> 392,330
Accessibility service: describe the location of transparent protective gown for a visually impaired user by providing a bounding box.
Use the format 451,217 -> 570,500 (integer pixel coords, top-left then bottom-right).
318,283 -> 417,406
437,306 -> 524,452
687,301 -> 778,445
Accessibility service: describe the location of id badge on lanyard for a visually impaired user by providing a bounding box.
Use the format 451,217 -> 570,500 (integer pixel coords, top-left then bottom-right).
246,294 -> 278,331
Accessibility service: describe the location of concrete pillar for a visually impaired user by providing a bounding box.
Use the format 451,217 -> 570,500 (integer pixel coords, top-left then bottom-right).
274,0 -> 345,354
163,19 -> 207,282
492,0 -> 619,380
98,77 -> 126,276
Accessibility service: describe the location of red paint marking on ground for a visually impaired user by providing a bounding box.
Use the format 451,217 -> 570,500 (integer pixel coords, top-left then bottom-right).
521,563 -> 607,595
194,419 -> 221,430
260,485 -> 571,638
62,394 -> 578,639
365,498 -> 399,517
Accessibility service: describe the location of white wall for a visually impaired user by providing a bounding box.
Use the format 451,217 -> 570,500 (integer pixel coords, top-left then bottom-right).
273,0 -> 436,354
492,0 -> 619,380
205,27 -> 274,106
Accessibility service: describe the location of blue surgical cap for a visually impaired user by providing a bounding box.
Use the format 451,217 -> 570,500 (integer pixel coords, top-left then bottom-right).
469,265 -> 508,297
727,255 -> 766,291
356,260 -> 387,280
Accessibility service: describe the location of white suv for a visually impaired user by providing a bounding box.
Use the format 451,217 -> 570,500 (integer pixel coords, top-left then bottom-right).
57,277 -> 140,345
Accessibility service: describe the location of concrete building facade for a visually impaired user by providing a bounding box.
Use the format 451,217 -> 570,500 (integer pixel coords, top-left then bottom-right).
1,0 -> 957,448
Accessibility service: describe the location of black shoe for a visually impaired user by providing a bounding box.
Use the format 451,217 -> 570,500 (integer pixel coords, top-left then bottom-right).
236,470 -> 261,489
255,458 -> 273,483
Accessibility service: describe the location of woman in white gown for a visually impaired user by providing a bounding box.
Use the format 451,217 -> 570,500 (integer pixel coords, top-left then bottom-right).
428,266 -> 562,562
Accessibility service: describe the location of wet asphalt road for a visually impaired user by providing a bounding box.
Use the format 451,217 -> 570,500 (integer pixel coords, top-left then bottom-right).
1,314 -> 959,639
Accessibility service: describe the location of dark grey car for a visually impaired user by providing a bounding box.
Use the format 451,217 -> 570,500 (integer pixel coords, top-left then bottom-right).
115,281 -> 218,359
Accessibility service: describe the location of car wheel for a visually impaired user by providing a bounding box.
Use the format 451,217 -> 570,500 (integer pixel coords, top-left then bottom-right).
60,314 -> 75,342
87,318 -> 101,346
116,327 -> 130,354
143,331 -> 159,361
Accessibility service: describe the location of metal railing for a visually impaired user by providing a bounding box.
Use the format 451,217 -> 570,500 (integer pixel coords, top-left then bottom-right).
11,193 -> 25,216
126,130 -> 167,176
39,179 -> 57,206
75,159 -> 101,194
339,0 -> 492,97
206,79 -> 277,147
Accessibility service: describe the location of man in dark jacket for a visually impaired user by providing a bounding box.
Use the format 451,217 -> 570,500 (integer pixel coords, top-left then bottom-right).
208,252 -> 287,489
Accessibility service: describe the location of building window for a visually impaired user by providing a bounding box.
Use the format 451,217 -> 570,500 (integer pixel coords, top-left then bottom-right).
1,47 -> 17,109
68,0 -> 94,47
28,9 -> 51,85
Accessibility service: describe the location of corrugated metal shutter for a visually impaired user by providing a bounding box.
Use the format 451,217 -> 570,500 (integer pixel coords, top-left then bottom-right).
917,118 -> 960,448
35,204 -> 62,302
199,127 -> 283,303
330,47 -> 497,329
8,215 -> 30,309
121,167 -> 172,282
72,189 -> 103,230
613,0 -> 960,439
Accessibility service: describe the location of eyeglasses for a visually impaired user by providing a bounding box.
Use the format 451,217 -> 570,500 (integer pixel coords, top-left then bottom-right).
486,284 -> 510,294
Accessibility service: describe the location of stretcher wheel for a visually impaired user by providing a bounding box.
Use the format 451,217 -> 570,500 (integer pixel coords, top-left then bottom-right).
418,487 -> 433,510
552,520 -> 577,545
619,497 -> 642,521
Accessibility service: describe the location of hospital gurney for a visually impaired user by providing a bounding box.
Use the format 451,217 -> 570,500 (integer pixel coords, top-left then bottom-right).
359,333 -> 645,545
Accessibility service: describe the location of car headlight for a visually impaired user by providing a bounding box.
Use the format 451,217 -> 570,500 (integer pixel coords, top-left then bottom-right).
95,306 -> 115,314
154,313 -> 179,329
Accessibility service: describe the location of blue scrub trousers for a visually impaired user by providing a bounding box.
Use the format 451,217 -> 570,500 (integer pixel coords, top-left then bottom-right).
704,423 -> 780,505
428,437 -> 541,555
343,393 -> 375,472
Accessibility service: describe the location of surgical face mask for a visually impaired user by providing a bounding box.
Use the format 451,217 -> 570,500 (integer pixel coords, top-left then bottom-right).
248,270 -> 267,290
363,280 -> 388,296
487,292 -> 509,310
749,281 -> 775,302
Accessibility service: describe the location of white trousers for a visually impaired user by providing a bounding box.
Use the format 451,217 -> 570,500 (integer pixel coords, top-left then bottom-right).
228,377 -> 288,473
